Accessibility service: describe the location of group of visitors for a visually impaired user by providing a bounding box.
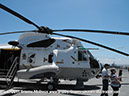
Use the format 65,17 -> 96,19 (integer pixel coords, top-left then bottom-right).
101,64 -> 122,96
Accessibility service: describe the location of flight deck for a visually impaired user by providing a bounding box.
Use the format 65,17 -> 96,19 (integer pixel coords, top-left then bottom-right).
0,69 -> 129,96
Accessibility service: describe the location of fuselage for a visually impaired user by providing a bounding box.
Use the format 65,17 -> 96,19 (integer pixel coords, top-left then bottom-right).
0,32 -> 101,81
16,32 -> 101,81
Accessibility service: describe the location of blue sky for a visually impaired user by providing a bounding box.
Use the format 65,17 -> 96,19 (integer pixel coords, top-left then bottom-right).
0,0 -> 129,65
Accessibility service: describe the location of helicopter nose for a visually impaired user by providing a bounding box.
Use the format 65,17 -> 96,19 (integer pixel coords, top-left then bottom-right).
89,58 -> 101,75
91,70 -> 96,75
90,58 -> 100,68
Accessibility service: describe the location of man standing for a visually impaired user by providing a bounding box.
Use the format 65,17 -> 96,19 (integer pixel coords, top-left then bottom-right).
118,68 -> 123,81
101,64 -> 110,96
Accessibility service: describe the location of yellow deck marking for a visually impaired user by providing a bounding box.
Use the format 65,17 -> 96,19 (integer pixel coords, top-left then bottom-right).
2,48 -> 20,51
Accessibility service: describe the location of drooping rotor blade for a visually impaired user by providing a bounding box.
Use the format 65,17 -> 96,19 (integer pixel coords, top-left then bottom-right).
53,33 -> 129,56
53,29 -> 129,36
0,30 -> 37,35
0,3 -> 41,30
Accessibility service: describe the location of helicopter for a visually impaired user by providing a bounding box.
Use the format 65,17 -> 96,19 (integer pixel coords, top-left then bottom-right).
0,3 -> 129,90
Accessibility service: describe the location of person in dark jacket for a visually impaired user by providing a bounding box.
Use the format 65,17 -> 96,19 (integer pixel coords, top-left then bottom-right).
118,68 -> 123,81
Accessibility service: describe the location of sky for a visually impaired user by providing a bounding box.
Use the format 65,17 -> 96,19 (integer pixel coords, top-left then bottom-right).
0,0 -> 129,65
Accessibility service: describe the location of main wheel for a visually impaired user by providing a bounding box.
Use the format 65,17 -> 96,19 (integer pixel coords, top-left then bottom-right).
47,82 -> 56,91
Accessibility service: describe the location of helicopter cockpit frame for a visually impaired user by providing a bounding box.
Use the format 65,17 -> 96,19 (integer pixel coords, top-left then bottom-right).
78,47 -> 100,69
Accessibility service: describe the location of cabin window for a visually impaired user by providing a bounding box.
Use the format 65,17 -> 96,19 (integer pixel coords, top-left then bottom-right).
22,53 -> 26,60
27,39 -> 55,48
48,53 -> 53,63
78,51 -> 87,61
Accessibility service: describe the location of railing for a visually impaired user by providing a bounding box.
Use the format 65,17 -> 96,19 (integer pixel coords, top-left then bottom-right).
6,57 -> 19,88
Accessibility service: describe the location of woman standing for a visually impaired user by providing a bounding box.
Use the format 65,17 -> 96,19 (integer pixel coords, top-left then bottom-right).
110,68 -> 121,96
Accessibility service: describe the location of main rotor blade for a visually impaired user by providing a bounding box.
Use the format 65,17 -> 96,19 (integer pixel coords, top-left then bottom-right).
53,33 -> 129,56
53,29 -> 129,36
0,30 -> 37,35
0,3 -> 41,30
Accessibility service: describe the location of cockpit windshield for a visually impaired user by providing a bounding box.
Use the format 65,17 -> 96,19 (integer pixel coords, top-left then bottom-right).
78,50 -> 88,61
78,47 -> 100,68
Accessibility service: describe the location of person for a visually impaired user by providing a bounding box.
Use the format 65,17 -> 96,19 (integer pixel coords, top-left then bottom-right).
110,68 -> 121,96
118,68 -> 123,81
128,67 -> 129,72
101,64 -> 110,96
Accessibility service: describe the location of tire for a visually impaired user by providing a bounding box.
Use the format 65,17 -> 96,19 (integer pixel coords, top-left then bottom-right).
47,83 -> 55,91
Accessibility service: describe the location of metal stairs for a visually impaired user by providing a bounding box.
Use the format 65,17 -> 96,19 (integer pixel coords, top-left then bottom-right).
6,57 -> 19,89
0,57 -> 19,89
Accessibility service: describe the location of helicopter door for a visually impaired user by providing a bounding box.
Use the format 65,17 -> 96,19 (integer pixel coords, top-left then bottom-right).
0,49 -> 20,69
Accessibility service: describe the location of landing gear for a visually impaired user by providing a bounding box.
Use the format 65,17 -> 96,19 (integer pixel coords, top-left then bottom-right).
47,77 -> 58,91
47,82 -> 56,91
75,79 -> 85,89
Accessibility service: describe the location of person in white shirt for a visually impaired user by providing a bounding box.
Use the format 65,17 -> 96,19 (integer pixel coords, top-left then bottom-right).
101,64 -> 110,96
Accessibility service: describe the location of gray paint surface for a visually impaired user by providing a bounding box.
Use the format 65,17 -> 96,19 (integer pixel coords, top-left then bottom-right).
0,69 -> 129,96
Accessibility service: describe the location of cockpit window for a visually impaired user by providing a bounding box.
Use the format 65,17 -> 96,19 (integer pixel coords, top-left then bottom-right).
78,51 -> 88,61
27,39 -> 55,48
